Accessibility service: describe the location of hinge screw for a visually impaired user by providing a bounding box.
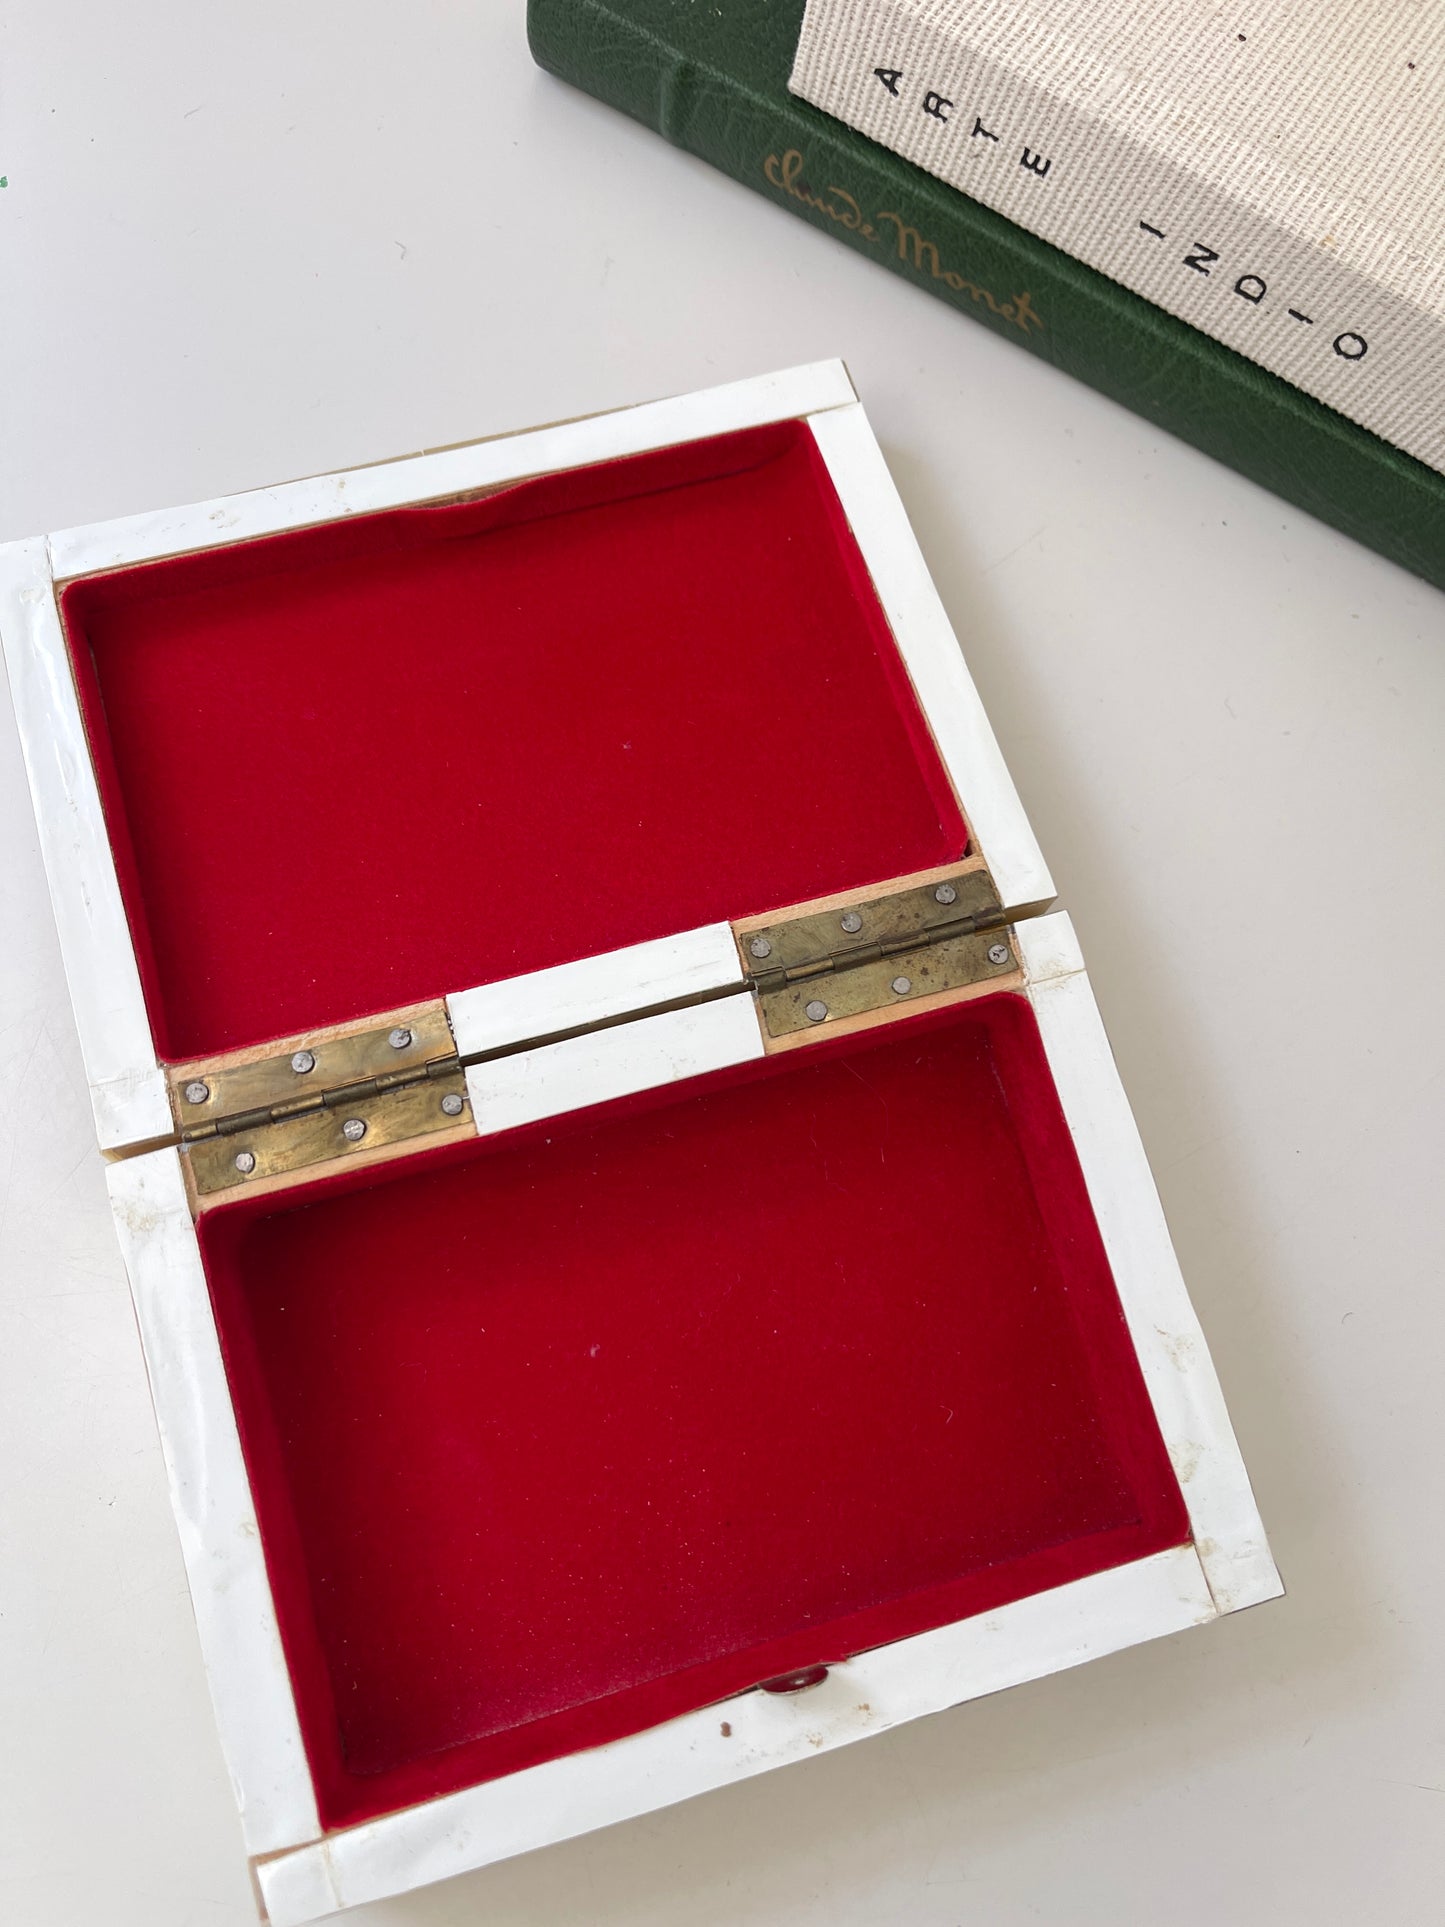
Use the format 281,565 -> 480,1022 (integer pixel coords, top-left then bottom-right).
183,1080 -> 210,1106
233,1150 -> 256,1176
890,976 -> 912,996
342,1117 -> 367,1143
291,1050 -> 316,1075
988,942 -> 1010,966
388,1027 -> 414,1051
440,1092 -> 465,1118
748,936 -> 772,960
840,910 -> 863,934
934,882 -> 958,905
804,1000 -> 829,1023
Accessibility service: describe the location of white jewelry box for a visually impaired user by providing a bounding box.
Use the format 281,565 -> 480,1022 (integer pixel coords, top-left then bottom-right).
1,360 -> 1280,1922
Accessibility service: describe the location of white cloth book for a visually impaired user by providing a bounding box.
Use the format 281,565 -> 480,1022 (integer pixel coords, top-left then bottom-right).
791,0 -> 1445,477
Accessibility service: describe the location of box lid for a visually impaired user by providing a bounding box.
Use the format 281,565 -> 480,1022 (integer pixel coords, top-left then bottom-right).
1,362 -> 1051,1149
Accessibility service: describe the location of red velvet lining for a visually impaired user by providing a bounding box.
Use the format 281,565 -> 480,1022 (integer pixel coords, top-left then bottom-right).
59,421 -> 966,1063
200,994 -> 1188,1832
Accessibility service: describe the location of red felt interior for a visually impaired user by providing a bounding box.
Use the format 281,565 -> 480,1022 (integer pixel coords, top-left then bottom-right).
200,994 -> 1188,1832
59,421 -> 966,1063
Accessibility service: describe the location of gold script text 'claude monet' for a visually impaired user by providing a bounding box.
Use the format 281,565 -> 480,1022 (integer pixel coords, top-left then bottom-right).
764,148 -> 1043,335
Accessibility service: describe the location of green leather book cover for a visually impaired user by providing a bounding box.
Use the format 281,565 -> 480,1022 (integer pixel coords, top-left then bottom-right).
527,0 -> 1445,593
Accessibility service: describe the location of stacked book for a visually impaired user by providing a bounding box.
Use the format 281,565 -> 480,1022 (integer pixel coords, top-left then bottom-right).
529,0 -> 1445,591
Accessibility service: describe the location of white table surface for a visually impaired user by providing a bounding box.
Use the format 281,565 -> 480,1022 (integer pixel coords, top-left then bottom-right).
2,7 -> 1442,1924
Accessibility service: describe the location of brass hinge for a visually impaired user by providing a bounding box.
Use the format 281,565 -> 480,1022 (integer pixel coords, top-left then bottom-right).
740,868 -> 1018,1039
168,1003 -> 471,1199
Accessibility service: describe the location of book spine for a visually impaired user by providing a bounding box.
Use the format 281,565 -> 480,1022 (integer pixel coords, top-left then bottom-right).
526,0 -> 1445,594
791,0 -> 1445,479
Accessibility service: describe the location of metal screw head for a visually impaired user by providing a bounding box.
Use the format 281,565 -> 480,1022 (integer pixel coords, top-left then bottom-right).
987,941 -> 1011,966
183,1079 -> 210,1106
290,1050 -> 316,1075
233,1150 -> 256,1176
804,1000 -> 829,1024
839,910 -> 863,934
890,975 -> 912,996
388,1027 -> 414,1051
440,1092 -> 465,1118
341,1117 -> 367,1143
748,936 -> 772,960
934,882 -> 958,906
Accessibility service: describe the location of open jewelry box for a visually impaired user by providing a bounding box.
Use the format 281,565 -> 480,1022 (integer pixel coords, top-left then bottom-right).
2,362 -> 1280,1921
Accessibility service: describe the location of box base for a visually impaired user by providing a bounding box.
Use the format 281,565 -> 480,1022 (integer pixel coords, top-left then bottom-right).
202,992 -> 1187,1829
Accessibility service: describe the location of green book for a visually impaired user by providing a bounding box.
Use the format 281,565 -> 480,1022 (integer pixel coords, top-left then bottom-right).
527,0 -> 1445,593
